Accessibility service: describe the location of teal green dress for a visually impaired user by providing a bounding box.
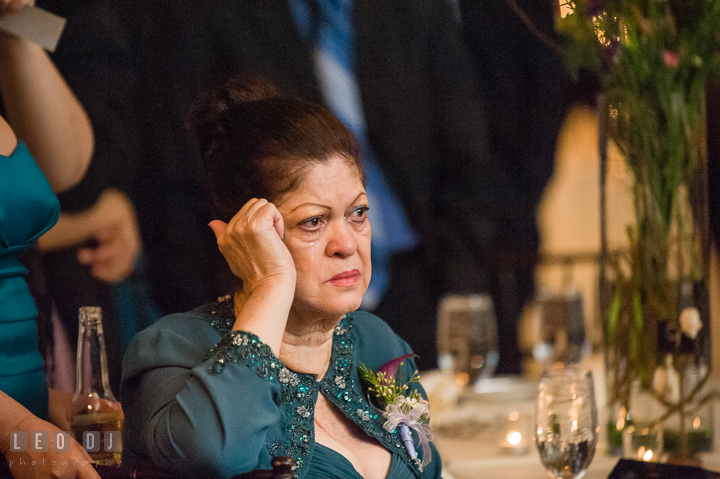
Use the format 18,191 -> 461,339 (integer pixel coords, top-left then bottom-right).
121,297 -> 442,479
0,140 -> 60,419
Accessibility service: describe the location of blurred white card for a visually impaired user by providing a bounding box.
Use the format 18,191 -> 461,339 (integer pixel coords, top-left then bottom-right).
0,6 -> 66,52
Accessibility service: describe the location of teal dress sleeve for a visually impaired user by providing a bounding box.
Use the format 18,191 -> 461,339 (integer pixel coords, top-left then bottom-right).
0,140 -> 60,420
120,309 -> 287,478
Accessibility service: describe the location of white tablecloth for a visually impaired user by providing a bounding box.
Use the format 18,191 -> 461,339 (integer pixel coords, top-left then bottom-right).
424,356 -> 720,479
442,452 -> 619,479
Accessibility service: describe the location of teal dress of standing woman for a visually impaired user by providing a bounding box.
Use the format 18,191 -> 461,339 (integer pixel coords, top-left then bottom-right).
0,140 -> 60,420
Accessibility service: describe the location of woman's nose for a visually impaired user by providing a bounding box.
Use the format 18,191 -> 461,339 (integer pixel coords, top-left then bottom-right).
325,219 -> 358,257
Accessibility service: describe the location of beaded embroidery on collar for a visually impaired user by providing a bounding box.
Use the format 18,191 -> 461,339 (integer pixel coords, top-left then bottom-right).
201,295 -> 425,478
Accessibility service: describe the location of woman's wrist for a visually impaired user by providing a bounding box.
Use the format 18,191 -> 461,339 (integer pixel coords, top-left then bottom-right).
0,393 -> 35,455
232,280 -> 294,354
245,271 -> 296,296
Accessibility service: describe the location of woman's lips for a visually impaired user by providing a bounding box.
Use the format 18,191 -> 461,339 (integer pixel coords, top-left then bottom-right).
327,269 -> 361,287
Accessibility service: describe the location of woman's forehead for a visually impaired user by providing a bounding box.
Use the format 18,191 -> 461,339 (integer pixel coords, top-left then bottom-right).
277,158 -> 365,210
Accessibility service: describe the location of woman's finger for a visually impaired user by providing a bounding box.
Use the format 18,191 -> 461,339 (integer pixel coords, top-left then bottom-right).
271,206 -> 284,239
240,198 -> 272,228
208,220 -> 228,239
6,0 -> 32,15
247,200 -> 284,238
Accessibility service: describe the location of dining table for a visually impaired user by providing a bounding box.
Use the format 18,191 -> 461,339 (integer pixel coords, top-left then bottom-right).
424,353 -> 720,479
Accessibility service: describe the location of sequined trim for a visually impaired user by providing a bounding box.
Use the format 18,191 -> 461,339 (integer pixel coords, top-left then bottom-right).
268,371 -> 316,474
205,329 -> 284,379
204,295 -> 284,380
319,318 -> 423,477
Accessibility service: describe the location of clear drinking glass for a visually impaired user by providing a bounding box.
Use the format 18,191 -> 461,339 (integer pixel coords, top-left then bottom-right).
535,365 -> 598,479
535,290 -> 586,366
436,294 -> 499,386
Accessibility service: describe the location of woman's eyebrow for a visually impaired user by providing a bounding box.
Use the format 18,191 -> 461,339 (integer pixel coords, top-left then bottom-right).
287,203 -> 331,214
287,192 -> 367,214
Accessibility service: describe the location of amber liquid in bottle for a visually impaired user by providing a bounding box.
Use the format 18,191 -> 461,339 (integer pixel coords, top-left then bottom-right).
69,307 -> 123,465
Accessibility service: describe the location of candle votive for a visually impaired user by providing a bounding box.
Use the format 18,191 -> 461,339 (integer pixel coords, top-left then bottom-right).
500,409 -> 530,455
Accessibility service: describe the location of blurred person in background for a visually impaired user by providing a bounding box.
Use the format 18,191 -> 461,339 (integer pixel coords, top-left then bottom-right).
31,0 -> 161,400
459,0 -> 570,373
0,0 -> 99,476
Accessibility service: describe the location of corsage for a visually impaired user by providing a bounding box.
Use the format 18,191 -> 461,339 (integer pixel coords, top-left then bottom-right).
359,354 -> 433,468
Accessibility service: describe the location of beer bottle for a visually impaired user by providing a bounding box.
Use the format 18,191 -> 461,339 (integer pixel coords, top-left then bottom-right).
69,306 -> 123,464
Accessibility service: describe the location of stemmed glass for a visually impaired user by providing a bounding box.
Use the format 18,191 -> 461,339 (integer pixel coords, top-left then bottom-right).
535,365 -> 598,479
436,294 -> 499,385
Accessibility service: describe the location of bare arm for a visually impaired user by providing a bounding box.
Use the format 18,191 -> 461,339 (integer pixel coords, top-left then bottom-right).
0,109 -> 16,155
0,4 -> 93,192
208,198 -> 296,355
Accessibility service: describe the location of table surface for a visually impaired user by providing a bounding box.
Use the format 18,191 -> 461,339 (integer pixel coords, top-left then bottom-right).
425,356 -> 720,479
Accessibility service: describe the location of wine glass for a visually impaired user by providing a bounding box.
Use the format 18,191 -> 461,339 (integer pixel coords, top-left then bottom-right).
535,289 -> 587,367
535,365 -> 598,479
436,294 -> 499,386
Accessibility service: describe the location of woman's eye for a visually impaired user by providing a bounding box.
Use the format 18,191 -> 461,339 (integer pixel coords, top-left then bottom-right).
299,216 -> 324,232
348,206 -> 369,223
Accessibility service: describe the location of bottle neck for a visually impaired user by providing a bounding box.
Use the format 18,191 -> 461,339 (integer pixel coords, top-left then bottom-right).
74,319 -> 116,402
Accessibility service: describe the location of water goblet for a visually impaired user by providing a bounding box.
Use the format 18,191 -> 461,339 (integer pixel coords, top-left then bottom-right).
535,365 -> 598,479
436,294 -> 499,386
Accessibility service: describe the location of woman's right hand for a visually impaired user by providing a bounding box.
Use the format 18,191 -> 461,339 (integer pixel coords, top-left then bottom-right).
0,0 -> 34,18
2,415 -> 99,479
209,199 -> 296,353
209,198 -> 296,294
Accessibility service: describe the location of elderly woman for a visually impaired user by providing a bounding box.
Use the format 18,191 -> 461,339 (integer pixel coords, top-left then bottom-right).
120,78 -> 441,479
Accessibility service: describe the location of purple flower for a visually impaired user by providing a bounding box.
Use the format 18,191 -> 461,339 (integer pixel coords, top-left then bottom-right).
378,354 -> 415,386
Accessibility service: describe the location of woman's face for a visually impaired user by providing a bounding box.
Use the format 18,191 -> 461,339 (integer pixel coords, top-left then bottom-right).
276,156 -> 371,320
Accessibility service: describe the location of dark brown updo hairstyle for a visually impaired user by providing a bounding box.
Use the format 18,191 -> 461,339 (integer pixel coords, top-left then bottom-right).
186,75 -> 363,223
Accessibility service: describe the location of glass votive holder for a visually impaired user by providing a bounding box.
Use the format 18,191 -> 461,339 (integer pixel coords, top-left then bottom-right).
500,409 -> 530,455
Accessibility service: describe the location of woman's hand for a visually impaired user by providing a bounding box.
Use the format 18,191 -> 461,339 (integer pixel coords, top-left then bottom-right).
209,198 -> 296,292
37,189 -> 141,283
76,190 -> 141,283
0,393 -> 99,479
2,416 -> 99,479
0,0 -> 34,18
47,389 -> 73,432
209,199 -> 296,354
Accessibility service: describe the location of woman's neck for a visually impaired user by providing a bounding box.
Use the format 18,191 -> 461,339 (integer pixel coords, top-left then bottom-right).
232,289 -> 342,377
280,312 -> 339,377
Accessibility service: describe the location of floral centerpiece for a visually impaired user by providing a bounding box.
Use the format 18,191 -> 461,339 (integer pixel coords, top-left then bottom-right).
554,0 -> 720,460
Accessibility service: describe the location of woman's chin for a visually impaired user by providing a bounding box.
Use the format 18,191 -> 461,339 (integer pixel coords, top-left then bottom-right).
317,292 -> 365,317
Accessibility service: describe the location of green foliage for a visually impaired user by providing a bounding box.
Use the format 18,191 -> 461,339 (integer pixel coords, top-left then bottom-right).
559,0 -> 718,413
358,362 -> 422,410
